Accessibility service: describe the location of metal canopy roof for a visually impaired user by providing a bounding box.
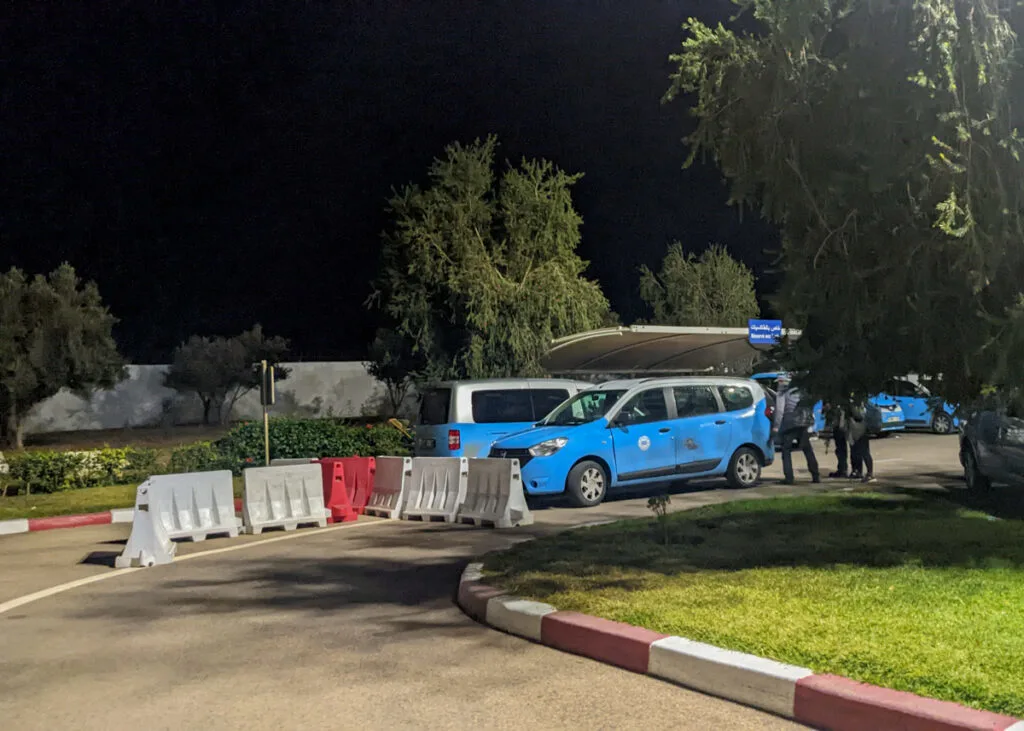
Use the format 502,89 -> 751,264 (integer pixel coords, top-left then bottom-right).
542,325 -> 801,375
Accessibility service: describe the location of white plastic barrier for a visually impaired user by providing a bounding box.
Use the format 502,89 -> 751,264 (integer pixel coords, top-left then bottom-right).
402,457 -> 468,523
364,456 -> 412,519
458,458 -> 533,528
115,482 -> 176,568
144,470 -> 241,542
242,464 -> 328,534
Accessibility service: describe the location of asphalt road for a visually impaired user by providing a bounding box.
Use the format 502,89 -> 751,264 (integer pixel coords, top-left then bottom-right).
0,433 -> 964,730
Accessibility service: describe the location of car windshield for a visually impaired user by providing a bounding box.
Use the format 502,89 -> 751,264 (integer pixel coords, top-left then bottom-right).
542,390 -> 627,426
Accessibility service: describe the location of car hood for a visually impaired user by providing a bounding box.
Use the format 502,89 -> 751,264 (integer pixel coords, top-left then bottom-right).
491,424 -> 581,449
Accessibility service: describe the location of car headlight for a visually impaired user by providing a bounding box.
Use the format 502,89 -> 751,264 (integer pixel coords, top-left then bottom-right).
528,437 -> 568,457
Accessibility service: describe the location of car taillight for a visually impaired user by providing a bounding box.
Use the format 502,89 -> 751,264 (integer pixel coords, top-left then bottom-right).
448,429 -> 461,451
765,405 -> 774,421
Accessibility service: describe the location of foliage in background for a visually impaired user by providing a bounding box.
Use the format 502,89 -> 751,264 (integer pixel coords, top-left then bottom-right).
167,441 -> 237,474
211,418 -> 411,472
666,0 -> 1024,401
639,243 -> 760,327
369,135 -> 614,381
365,326 -> 418,416
164,324 -> 290,425
7,447 -> 158,494
0,264 -> 125,449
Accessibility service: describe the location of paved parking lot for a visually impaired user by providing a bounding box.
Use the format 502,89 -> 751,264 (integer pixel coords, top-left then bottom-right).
0,433 -> 966,730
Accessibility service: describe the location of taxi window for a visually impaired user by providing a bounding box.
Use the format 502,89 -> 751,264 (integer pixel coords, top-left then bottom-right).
618,389 -> 669,424
530,389 -> 571,419
471,390 -> 534,423
418,388 -> 451,425
718,385 -> 754,412
673,385 -> 720,417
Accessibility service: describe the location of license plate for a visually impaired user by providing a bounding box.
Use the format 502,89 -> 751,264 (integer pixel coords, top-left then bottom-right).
886,416 -> 899,422
419,438 -> 436,449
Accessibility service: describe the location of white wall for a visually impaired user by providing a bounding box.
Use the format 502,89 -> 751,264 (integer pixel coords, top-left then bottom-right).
23,362 -> 408,434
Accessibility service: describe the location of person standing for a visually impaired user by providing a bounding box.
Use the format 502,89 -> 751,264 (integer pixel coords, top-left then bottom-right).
823,400 -> 848,478
847,400 -> 876,483
772,374 -> 821,484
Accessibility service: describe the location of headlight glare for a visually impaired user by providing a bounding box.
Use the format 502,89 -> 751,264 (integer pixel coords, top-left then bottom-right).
528,437 -> 568,457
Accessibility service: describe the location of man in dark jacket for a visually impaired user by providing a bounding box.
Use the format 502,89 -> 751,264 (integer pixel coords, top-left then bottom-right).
823,400 -> 848,478
848,400 -> 876,483
771,374 -> 821,485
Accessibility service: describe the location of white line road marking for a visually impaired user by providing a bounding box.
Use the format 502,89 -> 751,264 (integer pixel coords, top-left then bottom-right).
0,519 -> 391,616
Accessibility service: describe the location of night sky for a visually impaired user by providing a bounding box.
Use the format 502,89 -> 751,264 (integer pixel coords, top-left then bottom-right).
1,1 -> 779,364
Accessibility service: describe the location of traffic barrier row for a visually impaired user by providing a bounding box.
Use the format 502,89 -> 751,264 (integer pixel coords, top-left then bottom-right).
113,456 -> 533,568
371,456 -> 533,528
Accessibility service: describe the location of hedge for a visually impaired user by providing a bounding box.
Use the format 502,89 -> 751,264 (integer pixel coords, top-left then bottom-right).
6,447 -> 160,494
0,420 -> 412,494
167,441 -> 237,474
214,418 -> 410,468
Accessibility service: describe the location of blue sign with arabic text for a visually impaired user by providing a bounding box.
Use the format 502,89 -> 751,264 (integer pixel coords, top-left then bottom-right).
748,319 -> 783,345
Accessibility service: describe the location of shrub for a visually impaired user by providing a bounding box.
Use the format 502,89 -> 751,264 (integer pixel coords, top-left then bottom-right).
168,441 -> 236,474
8,451 -> 91,493
123,447 -> 160,482
215,418 -> 411,468
5,446 -> 160,494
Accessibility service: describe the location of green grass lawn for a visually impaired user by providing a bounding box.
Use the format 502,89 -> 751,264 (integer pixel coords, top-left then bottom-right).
0,477 -> 246,521
484,492 -> 1024,717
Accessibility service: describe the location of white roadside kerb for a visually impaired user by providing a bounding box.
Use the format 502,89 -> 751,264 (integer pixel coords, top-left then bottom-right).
648,636 -> 813,719
461,562 -> 484,584
485,595 -> 557,642
0,519 -> 29,536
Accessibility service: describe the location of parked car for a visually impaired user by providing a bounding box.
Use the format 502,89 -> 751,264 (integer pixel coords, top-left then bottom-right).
959,392 -> 1024,490
488,377 -> 775,507
414,379 -> 592,458
882,378 -> 959,434
751,372 -> 905,437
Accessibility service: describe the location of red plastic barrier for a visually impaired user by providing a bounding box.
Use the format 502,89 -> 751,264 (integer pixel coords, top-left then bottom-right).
319,457 -> 376,515
318,459 -> 358,523
341,456 -> 376,514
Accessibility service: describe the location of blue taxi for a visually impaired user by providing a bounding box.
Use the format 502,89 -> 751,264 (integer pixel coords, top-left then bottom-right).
488,377 -> 774,507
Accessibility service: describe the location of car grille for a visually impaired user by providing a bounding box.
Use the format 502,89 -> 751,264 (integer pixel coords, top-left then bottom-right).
488,447 -> 533,467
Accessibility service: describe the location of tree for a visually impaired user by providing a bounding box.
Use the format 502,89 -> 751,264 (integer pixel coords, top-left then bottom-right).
164,325 -> 290,425
0,264 -> 125,448
639,243 -> 760,326
665,1 -> 1024,401
365,326 -> 419,417
369,136 -> 614,380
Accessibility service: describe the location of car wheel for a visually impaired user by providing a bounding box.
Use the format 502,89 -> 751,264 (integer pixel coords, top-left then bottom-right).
932,412 -> 954,435
566,460 -> 608,507
964,449 -> 991,492
727,447 -> 762,489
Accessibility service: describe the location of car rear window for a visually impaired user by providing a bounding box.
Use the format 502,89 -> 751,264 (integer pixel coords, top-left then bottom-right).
530,388 -> 571,420
471,389 -> 535,424
418,388 -> 451,425
718,385 -> 754,411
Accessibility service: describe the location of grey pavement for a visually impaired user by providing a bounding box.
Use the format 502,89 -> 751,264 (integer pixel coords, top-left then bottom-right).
0,433 -> 964,730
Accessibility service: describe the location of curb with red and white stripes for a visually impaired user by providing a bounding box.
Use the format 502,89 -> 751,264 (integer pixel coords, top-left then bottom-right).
458,563 -> 1024,731
0,499 -> 247,537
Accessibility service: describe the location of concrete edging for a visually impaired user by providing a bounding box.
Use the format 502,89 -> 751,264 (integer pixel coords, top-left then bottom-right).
457,562 -> 1024,730
0,512 -> 115,535
0,499 -> 247,536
